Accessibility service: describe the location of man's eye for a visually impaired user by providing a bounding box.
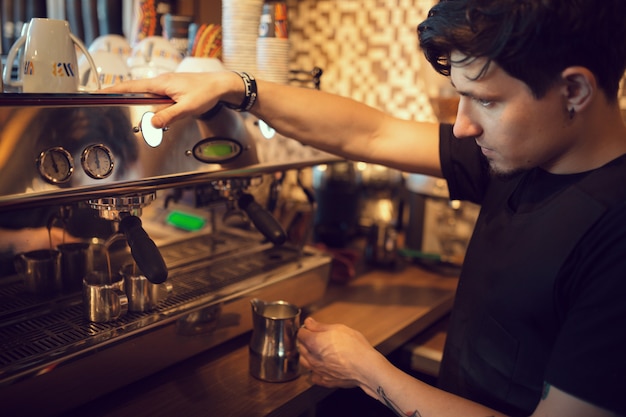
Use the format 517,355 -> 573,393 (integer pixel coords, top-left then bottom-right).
475,97 -> 493,107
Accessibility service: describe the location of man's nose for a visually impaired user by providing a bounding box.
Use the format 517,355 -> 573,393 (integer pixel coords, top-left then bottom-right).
452,100 -> 482,139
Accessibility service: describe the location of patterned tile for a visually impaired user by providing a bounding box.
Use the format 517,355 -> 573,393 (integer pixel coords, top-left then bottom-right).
285,1 -> 626,120
285,0 -> 437,121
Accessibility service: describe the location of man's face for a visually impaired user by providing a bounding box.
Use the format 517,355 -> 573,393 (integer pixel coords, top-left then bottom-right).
450,53 -> 572,176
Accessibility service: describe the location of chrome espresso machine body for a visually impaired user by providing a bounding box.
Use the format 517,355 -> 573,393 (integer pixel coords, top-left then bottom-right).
0,93 -> 336,416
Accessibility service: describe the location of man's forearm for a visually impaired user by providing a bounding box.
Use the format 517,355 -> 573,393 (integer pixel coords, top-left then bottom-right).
250,79 -> 442,175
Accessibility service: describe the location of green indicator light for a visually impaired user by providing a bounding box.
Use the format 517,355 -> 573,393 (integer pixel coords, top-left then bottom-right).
202,143 -> 233,157
166,211 -> 206,231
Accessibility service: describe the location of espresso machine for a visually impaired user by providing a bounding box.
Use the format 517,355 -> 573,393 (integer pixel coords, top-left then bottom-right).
0,93 -> 336,416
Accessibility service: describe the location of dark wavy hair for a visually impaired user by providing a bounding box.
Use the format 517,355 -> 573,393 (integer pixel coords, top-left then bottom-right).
417,0 -> 626,100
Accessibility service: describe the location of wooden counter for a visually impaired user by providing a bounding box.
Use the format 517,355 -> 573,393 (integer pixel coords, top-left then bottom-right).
64,264 -> 458,417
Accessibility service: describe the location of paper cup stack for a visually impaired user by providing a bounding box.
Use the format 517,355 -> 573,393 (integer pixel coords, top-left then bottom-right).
257,2 -> 290,84
222,0 -> 263,73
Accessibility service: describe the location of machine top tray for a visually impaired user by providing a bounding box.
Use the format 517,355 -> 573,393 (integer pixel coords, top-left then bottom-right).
0,92 -> 174,106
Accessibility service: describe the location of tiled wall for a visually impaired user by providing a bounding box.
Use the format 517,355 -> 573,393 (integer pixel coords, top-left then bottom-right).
284,1 -> 626,122
285,0 -> 437,122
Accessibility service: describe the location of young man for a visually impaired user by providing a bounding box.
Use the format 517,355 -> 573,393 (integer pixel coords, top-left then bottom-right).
106,0 -> 626,415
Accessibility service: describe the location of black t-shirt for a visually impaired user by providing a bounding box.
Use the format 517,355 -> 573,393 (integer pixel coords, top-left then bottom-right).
437,124 -> 626,416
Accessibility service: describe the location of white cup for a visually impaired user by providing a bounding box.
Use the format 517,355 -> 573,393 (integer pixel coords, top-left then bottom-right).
89,34 -> 132,59
2,18 -> 101,93
175,57 -> 225,73
79,50 -> 131,90
128,36 -> 183,79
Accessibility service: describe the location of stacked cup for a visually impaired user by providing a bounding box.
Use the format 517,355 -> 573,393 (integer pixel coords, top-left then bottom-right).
257,2 -> 290,84
222,0 -> 263,73
127,36 -> 183,79
78,34 -> 133,90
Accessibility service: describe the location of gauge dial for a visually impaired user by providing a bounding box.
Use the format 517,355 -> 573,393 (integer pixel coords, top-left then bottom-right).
81,144 -> 114,179
37,147 -> 74,184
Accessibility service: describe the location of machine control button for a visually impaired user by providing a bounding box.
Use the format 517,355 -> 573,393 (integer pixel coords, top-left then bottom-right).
37,147 -> 74,184
258,119 -> 276,139
138,111 -> 164,147
81,144 -> 114,179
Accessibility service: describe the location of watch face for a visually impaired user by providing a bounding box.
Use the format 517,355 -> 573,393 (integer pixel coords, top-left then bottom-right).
81,144 -> 114,179
37,147 -> 74,184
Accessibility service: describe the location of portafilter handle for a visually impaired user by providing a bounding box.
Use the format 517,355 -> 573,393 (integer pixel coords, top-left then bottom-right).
238,192 -> 287,245
118,215 -> 168,284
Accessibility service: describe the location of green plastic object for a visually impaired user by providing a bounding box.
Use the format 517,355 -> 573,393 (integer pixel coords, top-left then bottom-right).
166,210 -> 206,231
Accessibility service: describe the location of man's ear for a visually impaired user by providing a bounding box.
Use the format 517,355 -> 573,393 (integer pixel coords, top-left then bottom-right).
561,66 -> 596,113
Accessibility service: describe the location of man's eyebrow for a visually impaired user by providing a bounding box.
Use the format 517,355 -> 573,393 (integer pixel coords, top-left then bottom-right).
450,80 -> 470,97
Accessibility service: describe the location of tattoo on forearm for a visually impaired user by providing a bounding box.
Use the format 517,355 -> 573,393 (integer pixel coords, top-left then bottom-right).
377,386 -> 422,417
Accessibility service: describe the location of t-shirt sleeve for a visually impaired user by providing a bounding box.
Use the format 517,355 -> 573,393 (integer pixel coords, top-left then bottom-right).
439,123 -> 490,204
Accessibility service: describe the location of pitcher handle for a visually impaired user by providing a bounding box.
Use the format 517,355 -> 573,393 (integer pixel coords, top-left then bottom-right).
157,281 -> 174,303
111,288 -> 129,320
3,36 -> 26,88
71,33 -> 102,90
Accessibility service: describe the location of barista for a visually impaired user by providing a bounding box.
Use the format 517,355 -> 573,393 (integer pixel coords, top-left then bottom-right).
104,0 -> 626,415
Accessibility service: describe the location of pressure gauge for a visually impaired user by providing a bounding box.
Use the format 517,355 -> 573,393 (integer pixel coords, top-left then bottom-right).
37,147 -> 74,184
81,144 -> 114,179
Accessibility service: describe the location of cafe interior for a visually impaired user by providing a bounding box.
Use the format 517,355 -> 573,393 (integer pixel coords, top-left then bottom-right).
4,0 -> 611,416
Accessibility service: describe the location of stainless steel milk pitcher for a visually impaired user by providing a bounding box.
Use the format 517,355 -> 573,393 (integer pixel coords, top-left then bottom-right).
249,298 -> 301,382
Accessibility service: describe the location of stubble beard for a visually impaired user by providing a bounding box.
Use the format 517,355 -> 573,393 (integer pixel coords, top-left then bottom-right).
485,156 -> 526,180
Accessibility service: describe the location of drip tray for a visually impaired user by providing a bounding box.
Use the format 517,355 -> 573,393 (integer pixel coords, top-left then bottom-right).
0,231 -> 331,417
